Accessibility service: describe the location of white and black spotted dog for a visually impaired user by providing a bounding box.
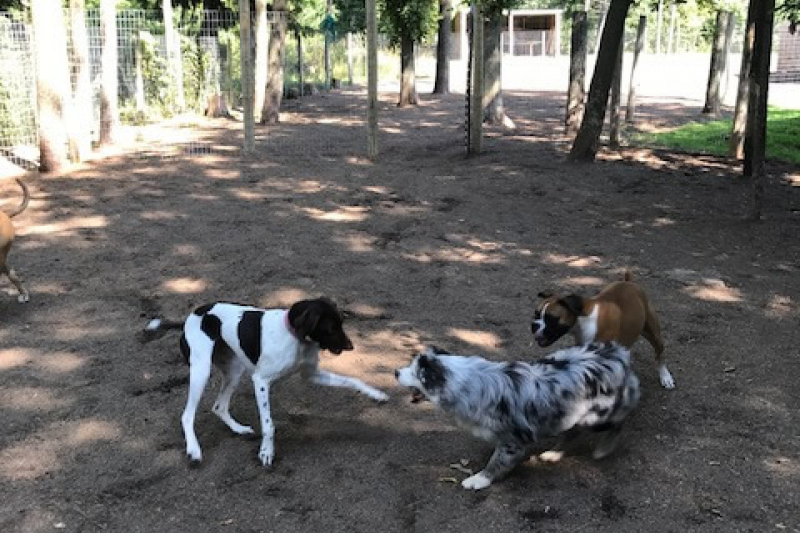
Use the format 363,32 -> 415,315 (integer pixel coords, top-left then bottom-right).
145,297 -> 389,466
395,343 -> 640,490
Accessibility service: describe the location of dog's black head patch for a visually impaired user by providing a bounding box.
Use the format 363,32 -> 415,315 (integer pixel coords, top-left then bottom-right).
288,297 -> 353,354
417,353 -> 447,393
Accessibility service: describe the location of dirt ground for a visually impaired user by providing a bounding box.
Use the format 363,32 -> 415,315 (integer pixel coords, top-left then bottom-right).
1,89 -> 798,533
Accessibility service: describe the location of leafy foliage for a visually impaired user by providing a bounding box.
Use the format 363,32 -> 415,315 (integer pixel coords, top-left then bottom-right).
333,0 -> 366,34
378,0 -> 438,46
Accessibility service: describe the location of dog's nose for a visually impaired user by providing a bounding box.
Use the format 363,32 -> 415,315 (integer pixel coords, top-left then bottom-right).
394,370 -> 399,379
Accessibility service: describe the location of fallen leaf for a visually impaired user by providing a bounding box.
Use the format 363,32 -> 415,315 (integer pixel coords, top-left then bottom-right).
438,476 -> 458,484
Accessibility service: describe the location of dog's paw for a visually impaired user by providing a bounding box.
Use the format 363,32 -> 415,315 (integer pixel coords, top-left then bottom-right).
369,389 -> 390,403
659,368 -> 676,389
186,446 -> 203,463
17,293 -> 29,304
539,450 -> 565,463
461,472 -> 492,491
258,446 -> 274,467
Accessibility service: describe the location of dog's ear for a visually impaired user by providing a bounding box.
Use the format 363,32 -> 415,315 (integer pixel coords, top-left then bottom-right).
538,291 -> 553,299
559,294 -> 585,316
290,301 -> 322,341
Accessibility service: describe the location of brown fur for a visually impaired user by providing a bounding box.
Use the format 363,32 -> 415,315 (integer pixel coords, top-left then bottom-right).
0,178 -> 30,302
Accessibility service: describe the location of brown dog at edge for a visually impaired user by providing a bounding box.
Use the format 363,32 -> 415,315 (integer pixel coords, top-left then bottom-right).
1,178 -> 30,303
531,271 -> 674,389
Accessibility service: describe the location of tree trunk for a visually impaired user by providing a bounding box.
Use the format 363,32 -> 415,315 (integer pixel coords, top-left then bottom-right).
163,0 -> 185,111
468,2 -> 484,155
297,32 -> 304,96
609,36 -> 623,148
743,0 -> 775,220
433,0 -> 452,94
254,0 -> 269,121
398,36 -> 418,107
730,6 -> 754,159
262,2 -> 286,124
569,0 -> 633,162
324,0 -> 332,90
483,12 -> 513,127
32,0 -> 70,171
566,10 -> 588,135
99,0 -> 119,146
366,0 -> 378,158
703,11 -> 732,115
69,0 -> 92,161
625,15 -> 646,123
655,0 -> 663,53
239,0 -> 255,151
666,0 -> 677,53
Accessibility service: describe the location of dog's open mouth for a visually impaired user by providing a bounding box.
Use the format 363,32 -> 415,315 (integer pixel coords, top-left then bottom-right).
410,387 -> 426,403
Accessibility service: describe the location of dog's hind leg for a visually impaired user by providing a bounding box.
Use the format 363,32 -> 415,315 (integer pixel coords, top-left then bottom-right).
642,308 -> 674,389
181,332 -> 214,462
212,358 -> 254,436
1,260 -> 28,303
252,374 -> 275,467
305,369 -> 389,402
462,442 -> 528,491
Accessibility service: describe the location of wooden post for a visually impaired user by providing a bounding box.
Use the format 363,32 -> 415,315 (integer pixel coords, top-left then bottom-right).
744,0 -> 775,220
254,0 -> 268,121
609,32 -> 623,148
468,2 -> 483,155
297,32 -> 304,96
625,15 -> 646,123
69,0 -> 92,160
730,8 -> 754,159
346,32 -> 354,86
366,0 -> 378,158
324,0 -> 332,90
655,0 -> 663,54
666,0 -> 677,53
134,32 -> 146,115
239,0 -> 255,152
703,11 -> 731,115
721,11 -> 735,103
566,10 -> 588,136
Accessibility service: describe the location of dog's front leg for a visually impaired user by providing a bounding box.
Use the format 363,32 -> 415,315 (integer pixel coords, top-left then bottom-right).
252,374 -> 275,466
462,442 -> 528,491
306,369 -> 389,402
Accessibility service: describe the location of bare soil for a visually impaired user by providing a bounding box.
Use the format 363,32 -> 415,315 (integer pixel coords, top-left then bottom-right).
1,90 -> 798,533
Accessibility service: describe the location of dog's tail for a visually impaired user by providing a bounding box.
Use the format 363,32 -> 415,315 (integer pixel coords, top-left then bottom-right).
142,317 -> 184,342
623,269 -> 633,282
6,178 -> 30,218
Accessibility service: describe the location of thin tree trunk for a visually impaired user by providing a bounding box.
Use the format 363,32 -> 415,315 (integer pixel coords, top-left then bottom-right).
744,0 -> 775,220
239,0 -> 254,151
569,0 -> 633,161
655,0 -> 663,53
324,0 -> 332,90
625,15 -> 646,123
297,32 -> 304,96
703,11 -> 731,115
254,0 -> 269,121
666,0 -> 677,53
566,10 -> 588,135
594,2 -> 608,54
468,1 -> 484,155
134,33 -> 146,115
730,7 -> 754,159
32,0 -> 70,171
398,36 -> 418,106
366,0 -> 378,158
483,12 -> 513,127
69,0 -> 92,161
609,36 -> 623,148
262,2 -> 286,124
163,0 -> 185,111
433,0 -> 452,94
99,0 -> 118,146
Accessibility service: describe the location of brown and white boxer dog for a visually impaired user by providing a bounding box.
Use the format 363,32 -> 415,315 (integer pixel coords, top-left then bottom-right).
531,272 -> 675,389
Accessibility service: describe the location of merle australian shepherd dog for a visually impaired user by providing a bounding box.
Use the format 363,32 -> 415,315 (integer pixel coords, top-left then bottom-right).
395,343 -> 640,490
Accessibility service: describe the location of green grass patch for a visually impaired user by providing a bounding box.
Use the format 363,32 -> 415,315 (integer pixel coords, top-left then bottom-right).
639,107 -> 800,165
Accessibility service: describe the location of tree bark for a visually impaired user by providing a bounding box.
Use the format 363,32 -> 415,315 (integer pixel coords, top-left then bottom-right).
239,0 -> 255,151
569,0 -> 632,161
254,0 -> 269,121
99,0 -> 119,146
262,2 -> 287,124
730,6 -> 754,159
433,0 -> 452,94
346,33 -> 354,86
324,0 -> 332,90
32,0 -> 71,171
366,0 -> 378,158
609,36 -> 623,148
743,0 -> 775,220
566,10 -> 588,135
69,0 -> 92,161
703,11 -> 732,115
625,15 -> 646,123
398,36 -> 418,106
468,2 -> 484,155
297,32 -> 304,96
483,12 -> 513,127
